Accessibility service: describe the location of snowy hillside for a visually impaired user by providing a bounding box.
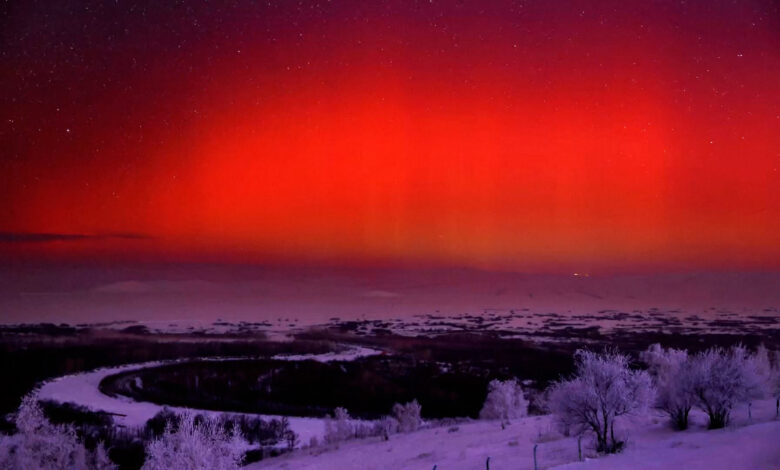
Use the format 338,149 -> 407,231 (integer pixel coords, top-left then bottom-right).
248,399 -> 780,470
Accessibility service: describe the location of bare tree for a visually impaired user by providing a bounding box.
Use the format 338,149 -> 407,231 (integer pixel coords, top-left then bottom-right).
548,349 -> 653,453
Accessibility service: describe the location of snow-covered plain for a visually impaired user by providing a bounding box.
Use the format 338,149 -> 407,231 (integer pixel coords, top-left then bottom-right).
33,346 -> 382,445
248,400 -> 780,470
4,268 -> 777,329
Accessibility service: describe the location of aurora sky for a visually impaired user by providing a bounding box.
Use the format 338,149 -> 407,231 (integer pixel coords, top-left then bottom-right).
1,0 -> 778,273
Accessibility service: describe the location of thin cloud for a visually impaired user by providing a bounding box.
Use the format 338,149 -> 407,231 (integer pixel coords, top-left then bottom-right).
0,232 -> 154,243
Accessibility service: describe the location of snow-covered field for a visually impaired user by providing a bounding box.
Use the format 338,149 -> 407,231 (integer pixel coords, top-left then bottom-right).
21,336 -> 780,469
556,419 -> 780,470
248,400 -> 780,470
33,345 -> 382,445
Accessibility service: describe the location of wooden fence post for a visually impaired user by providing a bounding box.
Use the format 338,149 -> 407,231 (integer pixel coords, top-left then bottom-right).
533,444 -> 538,470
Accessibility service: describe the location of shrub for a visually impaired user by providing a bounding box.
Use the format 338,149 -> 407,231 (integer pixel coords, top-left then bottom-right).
141,412 -> 245,470
322,407 -> 397,444
392,400 -> 422,433
323,407 -> 354,444
216,413 -> 291,446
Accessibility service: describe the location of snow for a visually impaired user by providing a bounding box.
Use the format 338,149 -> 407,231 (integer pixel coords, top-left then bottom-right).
25,339 -> 780,468
246,400 -> 780,470
555,420 -> 780,470
33,346 -> 382,445
248,414 -> 582,470
3,268 -> 777,331
271,345 -> 383,363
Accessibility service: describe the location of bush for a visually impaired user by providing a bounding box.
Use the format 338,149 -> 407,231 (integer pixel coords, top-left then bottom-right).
145,408 -> 294,448
548,349 -> 653,454
323,407 -> 354,444
392,400 -> 422,433
141,412 -> 245,470
217,413 -> 291,446
321,404 -> 417,445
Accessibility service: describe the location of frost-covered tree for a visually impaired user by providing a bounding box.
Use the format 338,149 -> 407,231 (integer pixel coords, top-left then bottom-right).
322,407 -> 397,444
641,344 -> 696,430
392,400 -> 422,433
479,379 -> 528,424
0,395 -> 115,470
548,349 -> 653,453
689,345 -> 767,429
323,407 -> 354,444
141,412 -> 245,470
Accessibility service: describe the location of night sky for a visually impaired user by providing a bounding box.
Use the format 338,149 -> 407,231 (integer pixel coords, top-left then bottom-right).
1,0 -> 778,272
